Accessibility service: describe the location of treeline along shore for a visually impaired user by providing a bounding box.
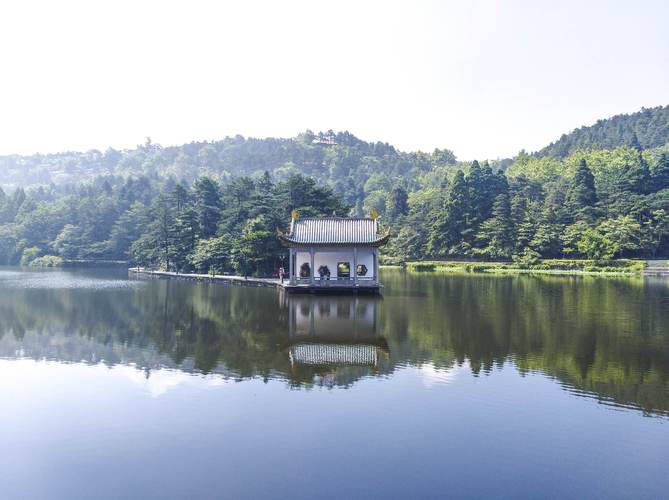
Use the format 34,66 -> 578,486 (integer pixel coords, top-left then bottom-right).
397,259 -> 658,276
0,106 -> 668,274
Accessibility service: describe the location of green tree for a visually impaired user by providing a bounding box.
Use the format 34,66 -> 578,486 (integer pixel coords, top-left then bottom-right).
274,174 -> 348,217
466,160 -> 485,225
596,216 -> 642,257
193,177 -> 222,239
108,202 -> 150,259
131,194 -> 176,269
642,209 -> 669,257
53,224 -> 83,259
363,191 -> 387,218
20,247 -> 41,266
476,193 -> 514,259
650,153 -> 669,192
561,220 -> 592,257
576,228 -> 619,261
170,184 -> 198,271
432,148 -> 457,165
387,185 -> 409,219
0,225 -> 20,265
429,170 -> 469,256
188,236 -> 232,273
230,215 -> 282,276
566,159 -> 597,222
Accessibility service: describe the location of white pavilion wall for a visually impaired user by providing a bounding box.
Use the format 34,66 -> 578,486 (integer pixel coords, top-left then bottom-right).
294,248 -> 375,278
290,297 -> 377,337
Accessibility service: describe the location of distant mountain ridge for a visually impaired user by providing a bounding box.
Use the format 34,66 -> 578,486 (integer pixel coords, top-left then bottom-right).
535,105 -> 669,158
0,131 -> 458,211
1,105 -> 667,193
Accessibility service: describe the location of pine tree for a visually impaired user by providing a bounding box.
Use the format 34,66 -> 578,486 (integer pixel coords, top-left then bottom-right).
9,188 -> 26,221
108,202 -> 150,259
428,170 -> 469,256
193,177 -> 222,238
131,194 -> 176,270
251,172 -> 278,222
628,131 -> 642,152
530,182 -> 568,257
171,185 -> 198,271
476,192 -> 514,259
172,183 -> 190,212
465,160 -> 500,242
256,171 -> 274,195
466,160 -> 484,224
650,153 -> 669,192
387,185 -> 409,219
566,159 -> 597,222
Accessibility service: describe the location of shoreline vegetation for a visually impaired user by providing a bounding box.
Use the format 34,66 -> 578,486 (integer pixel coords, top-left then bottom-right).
24,256 -> 666,278
26,257 -> 127,268
383,259 -> 653,276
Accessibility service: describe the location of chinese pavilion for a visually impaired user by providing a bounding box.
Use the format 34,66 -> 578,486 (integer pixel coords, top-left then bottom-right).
279,211 -> 390,293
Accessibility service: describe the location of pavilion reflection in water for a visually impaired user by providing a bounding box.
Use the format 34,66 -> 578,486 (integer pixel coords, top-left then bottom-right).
282,294 -> 388,367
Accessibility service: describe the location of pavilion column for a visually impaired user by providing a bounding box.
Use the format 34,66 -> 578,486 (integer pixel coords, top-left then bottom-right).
353,247 -> 358,286
373,249 -> 378,284
288,248 -> 294,284
309,300 -> 315,336
309,247 -> 315,285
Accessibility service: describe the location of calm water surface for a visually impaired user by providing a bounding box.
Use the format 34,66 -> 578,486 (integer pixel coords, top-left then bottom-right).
0,267 -> 668,499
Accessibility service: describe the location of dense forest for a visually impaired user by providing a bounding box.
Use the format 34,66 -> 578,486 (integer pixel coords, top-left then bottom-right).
0,106 -> 668,272
536,105 -> 668,158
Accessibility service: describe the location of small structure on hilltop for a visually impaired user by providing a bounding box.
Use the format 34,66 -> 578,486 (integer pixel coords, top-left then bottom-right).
311,134 -> 337,146
278,210 -> 389,293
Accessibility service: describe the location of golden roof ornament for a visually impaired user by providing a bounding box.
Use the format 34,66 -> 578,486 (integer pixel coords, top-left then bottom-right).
291,209 -> 299,221
370,207 -> 379,220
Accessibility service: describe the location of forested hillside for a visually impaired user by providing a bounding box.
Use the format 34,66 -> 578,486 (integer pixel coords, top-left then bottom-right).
536,105 -> 669,158
1,106 -> 668,272
0,131 -> 459,215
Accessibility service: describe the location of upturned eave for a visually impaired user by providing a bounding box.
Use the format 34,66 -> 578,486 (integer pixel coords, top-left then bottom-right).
278,234 -> 390,248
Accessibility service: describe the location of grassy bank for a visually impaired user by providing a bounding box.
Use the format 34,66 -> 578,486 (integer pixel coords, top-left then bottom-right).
387,259 -> 647,276
28,257 -> 128,268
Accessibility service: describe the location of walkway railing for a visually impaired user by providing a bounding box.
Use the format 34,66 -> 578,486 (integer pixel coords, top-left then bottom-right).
291,276 -> 377,287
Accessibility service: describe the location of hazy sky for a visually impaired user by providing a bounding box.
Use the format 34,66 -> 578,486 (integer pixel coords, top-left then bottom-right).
1,0 -> 667,160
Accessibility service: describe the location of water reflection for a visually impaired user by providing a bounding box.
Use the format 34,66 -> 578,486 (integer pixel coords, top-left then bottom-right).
0,268 -> 668,416
283,295 -> 389,387
286,294 -> 379,339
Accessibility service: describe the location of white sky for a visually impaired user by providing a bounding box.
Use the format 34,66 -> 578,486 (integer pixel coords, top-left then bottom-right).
0,0 -> 667,160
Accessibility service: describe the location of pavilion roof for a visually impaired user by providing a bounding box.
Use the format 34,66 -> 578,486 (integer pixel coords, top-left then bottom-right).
279,217 -> 389,247
289,343 -> 380,366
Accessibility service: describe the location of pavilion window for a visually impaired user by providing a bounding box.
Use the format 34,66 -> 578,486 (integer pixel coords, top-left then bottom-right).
318,265 -> 331,279
337,262 -> 351,278
356,264 -> 368,276
300,262 -> 311,278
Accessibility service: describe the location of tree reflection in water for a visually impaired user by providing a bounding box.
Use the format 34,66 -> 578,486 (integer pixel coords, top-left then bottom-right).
0,268 -> 667,415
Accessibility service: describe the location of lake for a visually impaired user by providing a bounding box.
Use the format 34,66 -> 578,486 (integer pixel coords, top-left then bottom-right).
0,267 -> 668,499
